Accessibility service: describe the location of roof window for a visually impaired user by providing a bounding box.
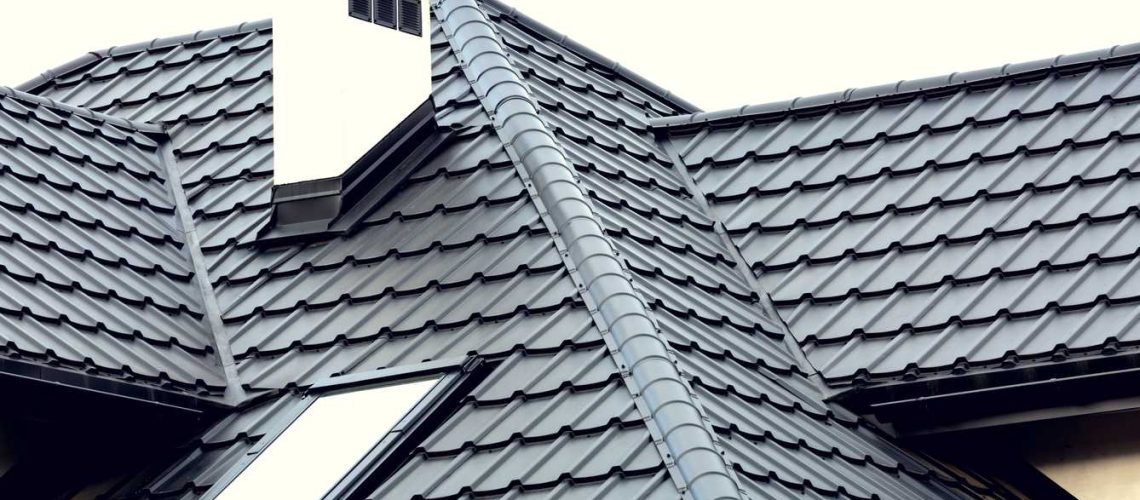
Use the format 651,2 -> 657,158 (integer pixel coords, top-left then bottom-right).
213,358 -> 484,499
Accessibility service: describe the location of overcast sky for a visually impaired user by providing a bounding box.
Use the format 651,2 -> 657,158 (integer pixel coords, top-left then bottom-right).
4,0 -> 1140,112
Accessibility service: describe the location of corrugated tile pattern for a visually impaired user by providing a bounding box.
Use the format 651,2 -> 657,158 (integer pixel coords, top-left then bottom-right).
372,346 -> 679,499
30,18 -> 669,499
0,88 -> 222,391
675,53 -> 1140,385
25,4 -> 1020,497
483,5 -> 1000,498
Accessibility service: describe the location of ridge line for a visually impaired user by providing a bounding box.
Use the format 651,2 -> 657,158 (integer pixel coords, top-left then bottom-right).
433,1 -> 743,498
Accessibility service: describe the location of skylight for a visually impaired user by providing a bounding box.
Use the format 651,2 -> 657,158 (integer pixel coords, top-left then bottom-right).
216,377 -> 441,499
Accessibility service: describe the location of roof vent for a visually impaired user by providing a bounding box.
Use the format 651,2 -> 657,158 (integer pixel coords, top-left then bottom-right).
373,0 -> 397,28
349,0 -> 420,36
398,0 -> 422,36
349,0 -> 371,21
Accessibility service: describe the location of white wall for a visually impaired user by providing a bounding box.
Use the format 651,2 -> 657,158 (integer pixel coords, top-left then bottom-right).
272,2 -> 430,183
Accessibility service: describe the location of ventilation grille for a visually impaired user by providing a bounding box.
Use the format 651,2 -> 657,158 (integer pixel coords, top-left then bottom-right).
348,0 -> 371,21
373,0 -> 397,28
398,0 -> 422,36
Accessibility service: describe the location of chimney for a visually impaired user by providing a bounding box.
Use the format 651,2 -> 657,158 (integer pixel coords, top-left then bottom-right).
271,0 -> 429,184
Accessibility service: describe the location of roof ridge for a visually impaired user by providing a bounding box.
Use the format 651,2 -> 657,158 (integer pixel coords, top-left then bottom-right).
478,0 -> 701,115
433,1 -> 743,498
16,18 -> 272,94
652,39 -> 1140,128
0,86 -> 164,135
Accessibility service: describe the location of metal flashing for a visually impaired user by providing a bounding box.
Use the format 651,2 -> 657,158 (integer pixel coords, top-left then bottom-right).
433,1 -> 741,497
158,138 -> 246,404
260,99 -> 438,243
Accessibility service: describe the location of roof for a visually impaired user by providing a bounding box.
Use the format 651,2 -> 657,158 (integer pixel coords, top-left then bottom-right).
9,0 -> 1114,497
653,37 -> 1140,424
0,85 -> 224,400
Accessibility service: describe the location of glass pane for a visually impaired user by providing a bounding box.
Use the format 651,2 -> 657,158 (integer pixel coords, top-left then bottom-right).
218,377 -> 441,500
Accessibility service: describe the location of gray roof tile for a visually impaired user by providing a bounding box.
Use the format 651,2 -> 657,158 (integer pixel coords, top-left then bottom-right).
666,40 -> 1140,389
18,2 -> 1021,497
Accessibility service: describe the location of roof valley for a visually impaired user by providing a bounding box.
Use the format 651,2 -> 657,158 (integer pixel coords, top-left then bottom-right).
433,1 -> 745,498
156,138 -> 246,403
654,128 -> 822,378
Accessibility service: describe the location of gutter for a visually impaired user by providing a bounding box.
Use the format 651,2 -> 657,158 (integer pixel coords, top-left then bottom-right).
433,1 -> 741,498
834,348 -> 1140,435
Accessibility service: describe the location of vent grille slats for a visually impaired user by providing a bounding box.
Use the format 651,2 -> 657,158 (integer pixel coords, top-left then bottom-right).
349,0 -> 371,21
374,0 -> 398,28
398,0 -> 423,36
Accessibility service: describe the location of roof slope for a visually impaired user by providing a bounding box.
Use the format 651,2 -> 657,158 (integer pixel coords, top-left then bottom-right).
0,86 -> 224,395
18,2 -> 1022,498
659,43 -> 1140,399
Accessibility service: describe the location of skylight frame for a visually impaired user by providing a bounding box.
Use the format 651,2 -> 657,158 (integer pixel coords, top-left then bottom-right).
205,357 -> 480,499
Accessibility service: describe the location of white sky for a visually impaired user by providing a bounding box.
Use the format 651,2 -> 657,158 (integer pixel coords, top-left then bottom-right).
4,0 -> 1140,113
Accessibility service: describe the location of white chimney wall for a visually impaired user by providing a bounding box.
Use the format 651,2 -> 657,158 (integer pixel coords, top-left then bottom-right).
272,1 -> 431,183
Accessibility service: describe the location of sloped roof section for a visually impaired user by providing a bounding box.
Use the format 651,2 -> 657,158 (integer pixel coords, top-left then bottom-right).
658,44 -> 1140,413
462,1 -> 1007,498
0,86 -> 224,395
18,1 -> 1025,498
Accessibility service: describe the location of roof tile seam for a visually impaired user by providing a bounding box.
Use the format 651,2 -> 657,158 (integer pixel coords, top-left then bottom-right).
0,86 -> 165,135
773,250 -> 1140,305
219,263 -> 567,323
434,1 -> 743,498
17,20 -> 273,93
0,202 -> 184,246
576,162 -> 691,196
0,233 -> 193,280
705,142 -> 1140,208
85,70 -> 273,118
689,97 -> 1140,172
520,66 -> 673,117
605,227 -> 729,262
588,192 -> 716,229
157,138 -> 245,404
754,208 -> 1140,271
48,36 -> 272,95
0,267 -> 202,315
417,418 -> 649,457
668,341 -> 798,378
230,296 -> 587,359
728,169 -> 1140,234
645,299 -> 770,333
651,41 -> 1140,128
0,135 -> 166,182
627,264 -> 755,302
214,226 -> 549,286
480,0 -> 700,114
0,170 -> 178,220
656,133 -> 822,381
0,163 -> 177,212
0,302 -> 207,349
801,294 -> 1140,347
831,335 -> 1139,384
